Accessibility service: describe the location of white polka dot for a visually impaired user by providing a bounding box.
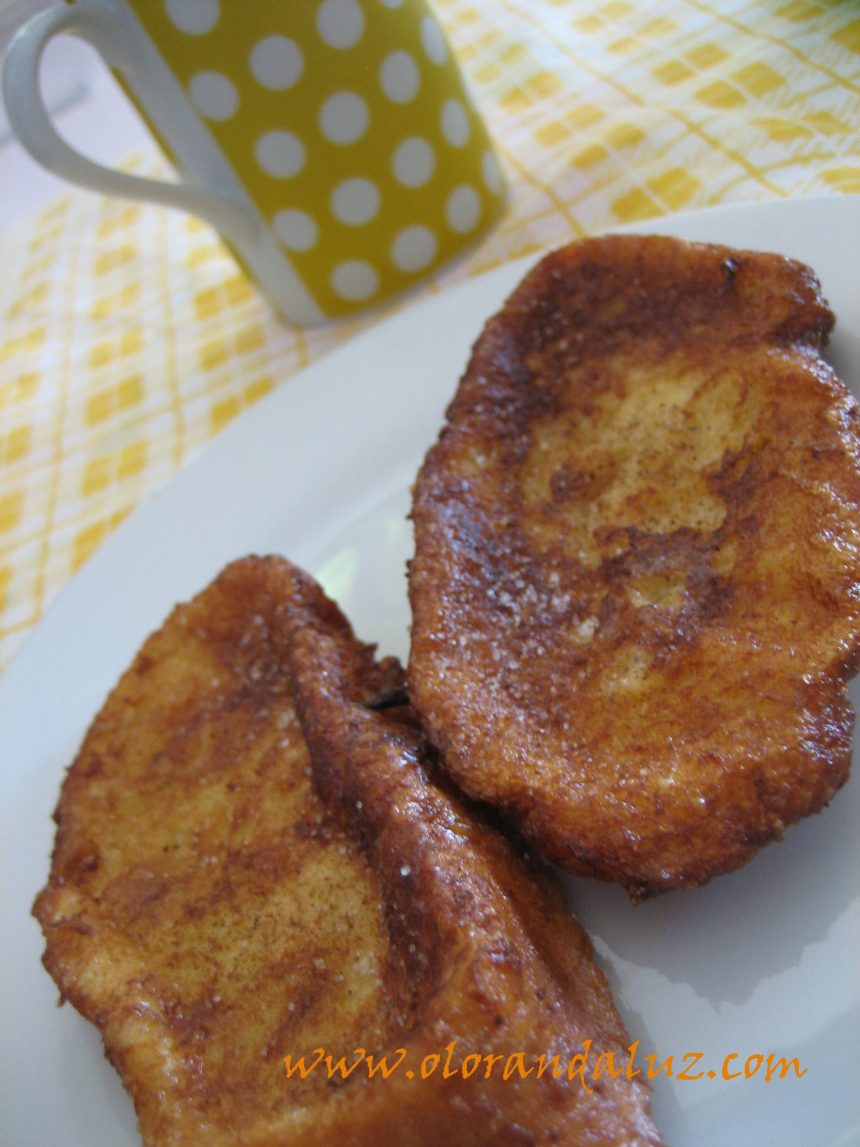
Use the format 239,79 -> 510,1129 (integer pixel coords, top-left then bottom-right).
250,35 -> 303,91
188,71 -> 238,121
331,178 -> 380,225
420,14 -> 448,64
165,0 -> 219,35
446,184 -> 482,233
255,131 -> 306,179
392,137 -> 435,188
482,148 -> 504,196
391,225 -> 437,272
379,51 -> 420,103
273,209 -> 319,252
440,98 -> 470,147
317,0 -> 365,49
332,260 -> 379,301
319,91 -> 369,145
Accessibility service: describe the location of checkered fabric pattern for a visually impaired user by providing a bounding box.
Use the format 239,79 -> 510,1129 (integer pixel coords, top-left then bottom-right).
1,0 -> 858,672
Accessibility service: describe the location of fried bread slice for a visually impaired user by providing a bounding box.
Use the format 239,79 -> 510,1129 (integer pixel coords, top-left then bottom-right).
408,233 -> 860,897
35,555 -> 662,1146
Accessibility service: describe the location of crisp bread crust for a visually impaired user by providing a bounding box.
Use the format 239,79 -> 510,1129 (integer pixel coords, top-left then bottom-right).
408,233 -> 860,897
34,555 -> 662,1145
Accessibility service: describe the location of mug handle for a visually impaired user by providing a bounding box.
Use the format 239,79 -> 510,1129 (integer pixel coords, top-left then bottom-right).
2,2 -> 258,244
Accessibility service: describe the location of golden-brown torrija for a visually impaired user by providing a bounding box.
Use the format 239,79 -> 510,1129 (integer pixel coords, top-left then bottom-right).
408,234 -> 860,898
35,556 -> 663,1146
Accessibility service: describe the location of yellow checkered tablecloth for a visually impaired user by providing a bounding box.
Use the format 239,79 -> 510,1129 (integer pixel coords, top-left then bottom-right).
1,0 -> 858,673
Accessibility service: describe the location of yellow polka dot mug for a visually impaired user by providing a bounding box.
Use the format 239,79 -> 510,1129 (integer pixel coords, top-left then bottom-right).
3,0 -> 506,325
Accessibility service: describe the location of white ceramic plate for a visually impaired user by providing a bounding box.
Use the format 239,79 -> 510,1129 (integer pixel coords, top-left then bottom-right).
1,196 -> 858,1147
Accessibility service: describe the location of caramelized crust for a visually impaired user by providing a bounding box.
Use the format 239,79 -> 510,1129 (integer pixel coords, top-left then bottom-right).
34,558 -> 406,1143
35,556 -> 662,1146
408,234 -> 860,896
